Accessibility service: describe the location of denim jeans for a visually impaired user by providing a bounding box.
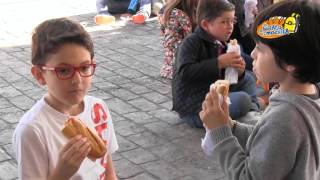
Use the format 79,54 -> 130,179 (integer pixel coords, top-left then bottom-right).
181,114 -> 204,128
128,0 -> 151,16
181,92 -> 251,128
96,0 -> 152,15
181,71 -> 258,128
229,70 -> 259,117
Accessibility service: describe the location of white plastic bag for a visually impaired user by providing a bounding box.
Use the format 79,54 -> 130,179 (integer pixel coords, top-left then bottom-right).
225,39 -> 240,84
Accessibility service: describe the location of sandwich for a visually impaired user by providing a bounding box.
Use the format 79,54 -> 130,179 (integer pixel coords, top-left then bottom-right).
61,117 -> 107,159
214,80 -> 230,96
229,39 -> 238,46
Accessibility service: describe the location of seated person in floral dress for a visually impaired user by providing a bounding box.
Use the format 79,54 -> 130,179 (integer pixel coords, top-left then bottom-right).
159,0 -> 199,79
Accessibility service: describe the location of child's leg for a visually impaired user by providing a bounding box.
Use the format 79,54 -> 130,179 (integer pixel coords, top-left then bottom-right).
230,71 -> 260,111
131,0 -> 151,24
180,114 -> 204,128
95,0 -> 130,25
107,0 -> 130,14
96,0 -> 110,15
229,92 -> 252,119
128,0 -> 139,13
139,0 -> 152,18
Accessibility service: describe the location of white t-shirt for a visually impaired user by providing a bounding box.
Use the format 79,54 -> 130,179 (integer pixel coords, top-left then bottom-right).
13,95 -> 118,180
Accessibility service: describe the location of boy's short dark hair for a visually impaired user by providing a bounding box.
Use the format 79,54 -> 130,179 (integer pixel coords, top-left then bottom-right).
252,0 -> 320,83
196,0 -> 235,25
31,18 -> 94,65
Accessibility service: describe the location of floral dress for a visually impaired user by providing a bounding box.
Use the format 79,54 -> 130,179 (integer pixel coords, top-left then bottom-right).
159,8 -> 192,79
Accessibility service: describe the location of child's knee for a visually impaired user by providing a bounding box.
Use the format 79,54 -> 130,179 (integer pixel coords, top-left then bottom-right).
244,70 -> 257,83
232,92 -> 251,105
180,114 -> 204,128
229,92 -> 252,119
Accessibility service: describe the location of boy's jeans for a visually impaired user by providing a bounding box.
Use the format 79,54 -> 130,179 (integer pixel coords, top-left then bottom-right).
96,0 -> 153,15
181,71 -> 258,128
128,0 -> 151,17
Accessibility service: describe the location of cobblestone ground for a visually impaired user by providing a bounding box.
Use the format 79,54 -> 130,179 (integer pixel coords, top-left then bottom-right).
0,0 -> 260,179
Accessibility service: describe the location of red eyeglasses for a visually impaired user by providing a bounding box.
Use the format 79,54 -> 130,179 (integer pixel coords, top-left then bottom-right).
41,63 -> 97,80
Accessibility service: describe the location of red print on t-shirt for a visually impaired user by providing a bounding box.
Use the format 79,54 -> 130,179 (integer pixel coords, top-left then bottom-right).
91,103 -> 108,180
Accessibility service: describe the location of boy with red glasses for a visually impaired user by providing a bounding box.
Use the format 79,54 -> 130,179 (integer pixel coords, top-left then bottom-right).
13,18 -> 118,180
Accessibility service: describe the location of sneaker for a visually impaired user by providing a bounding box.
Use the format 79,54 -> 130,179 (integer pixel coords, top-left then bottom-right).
132,13 -> 146,24
95,14 -> 115,25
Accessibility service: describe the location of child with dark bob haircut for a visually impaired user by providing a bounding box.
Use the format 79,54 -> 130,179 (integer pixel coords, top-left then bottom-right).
13,18 -> 118,180
200,0 -> 320,179
172,0 -> 259,128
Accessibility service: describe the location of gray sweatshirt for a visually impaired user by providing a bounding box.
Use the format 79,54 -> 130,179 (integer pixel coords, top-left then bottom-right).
209,90 -> 320,180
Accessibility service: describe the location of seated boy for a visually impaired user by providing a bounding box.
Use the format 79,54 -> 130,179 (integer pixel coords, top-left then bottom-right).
172,0 -> 259,128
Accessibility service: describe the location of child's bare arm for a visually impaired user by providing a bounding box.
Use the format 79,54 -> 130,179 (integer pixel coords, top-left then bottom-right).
105,154 -> 118,180
49,135 -> 91,180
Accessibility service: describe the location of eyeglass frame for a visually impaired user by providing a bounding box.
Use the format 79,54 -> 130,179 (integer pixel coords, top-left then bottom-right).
39,63 -> 97,80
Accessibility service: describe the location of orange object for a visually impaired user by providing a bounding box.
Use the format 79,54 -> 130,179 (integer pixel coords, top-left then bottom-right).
132,14 -> 145,24
256,80 -> 269,93
256,80 -> 270,105
95,15 -> 115,25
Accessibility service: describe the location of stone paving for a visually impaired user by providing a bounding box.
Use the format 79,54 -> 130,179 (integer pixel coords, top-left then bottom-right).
0,0 -> 260,179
